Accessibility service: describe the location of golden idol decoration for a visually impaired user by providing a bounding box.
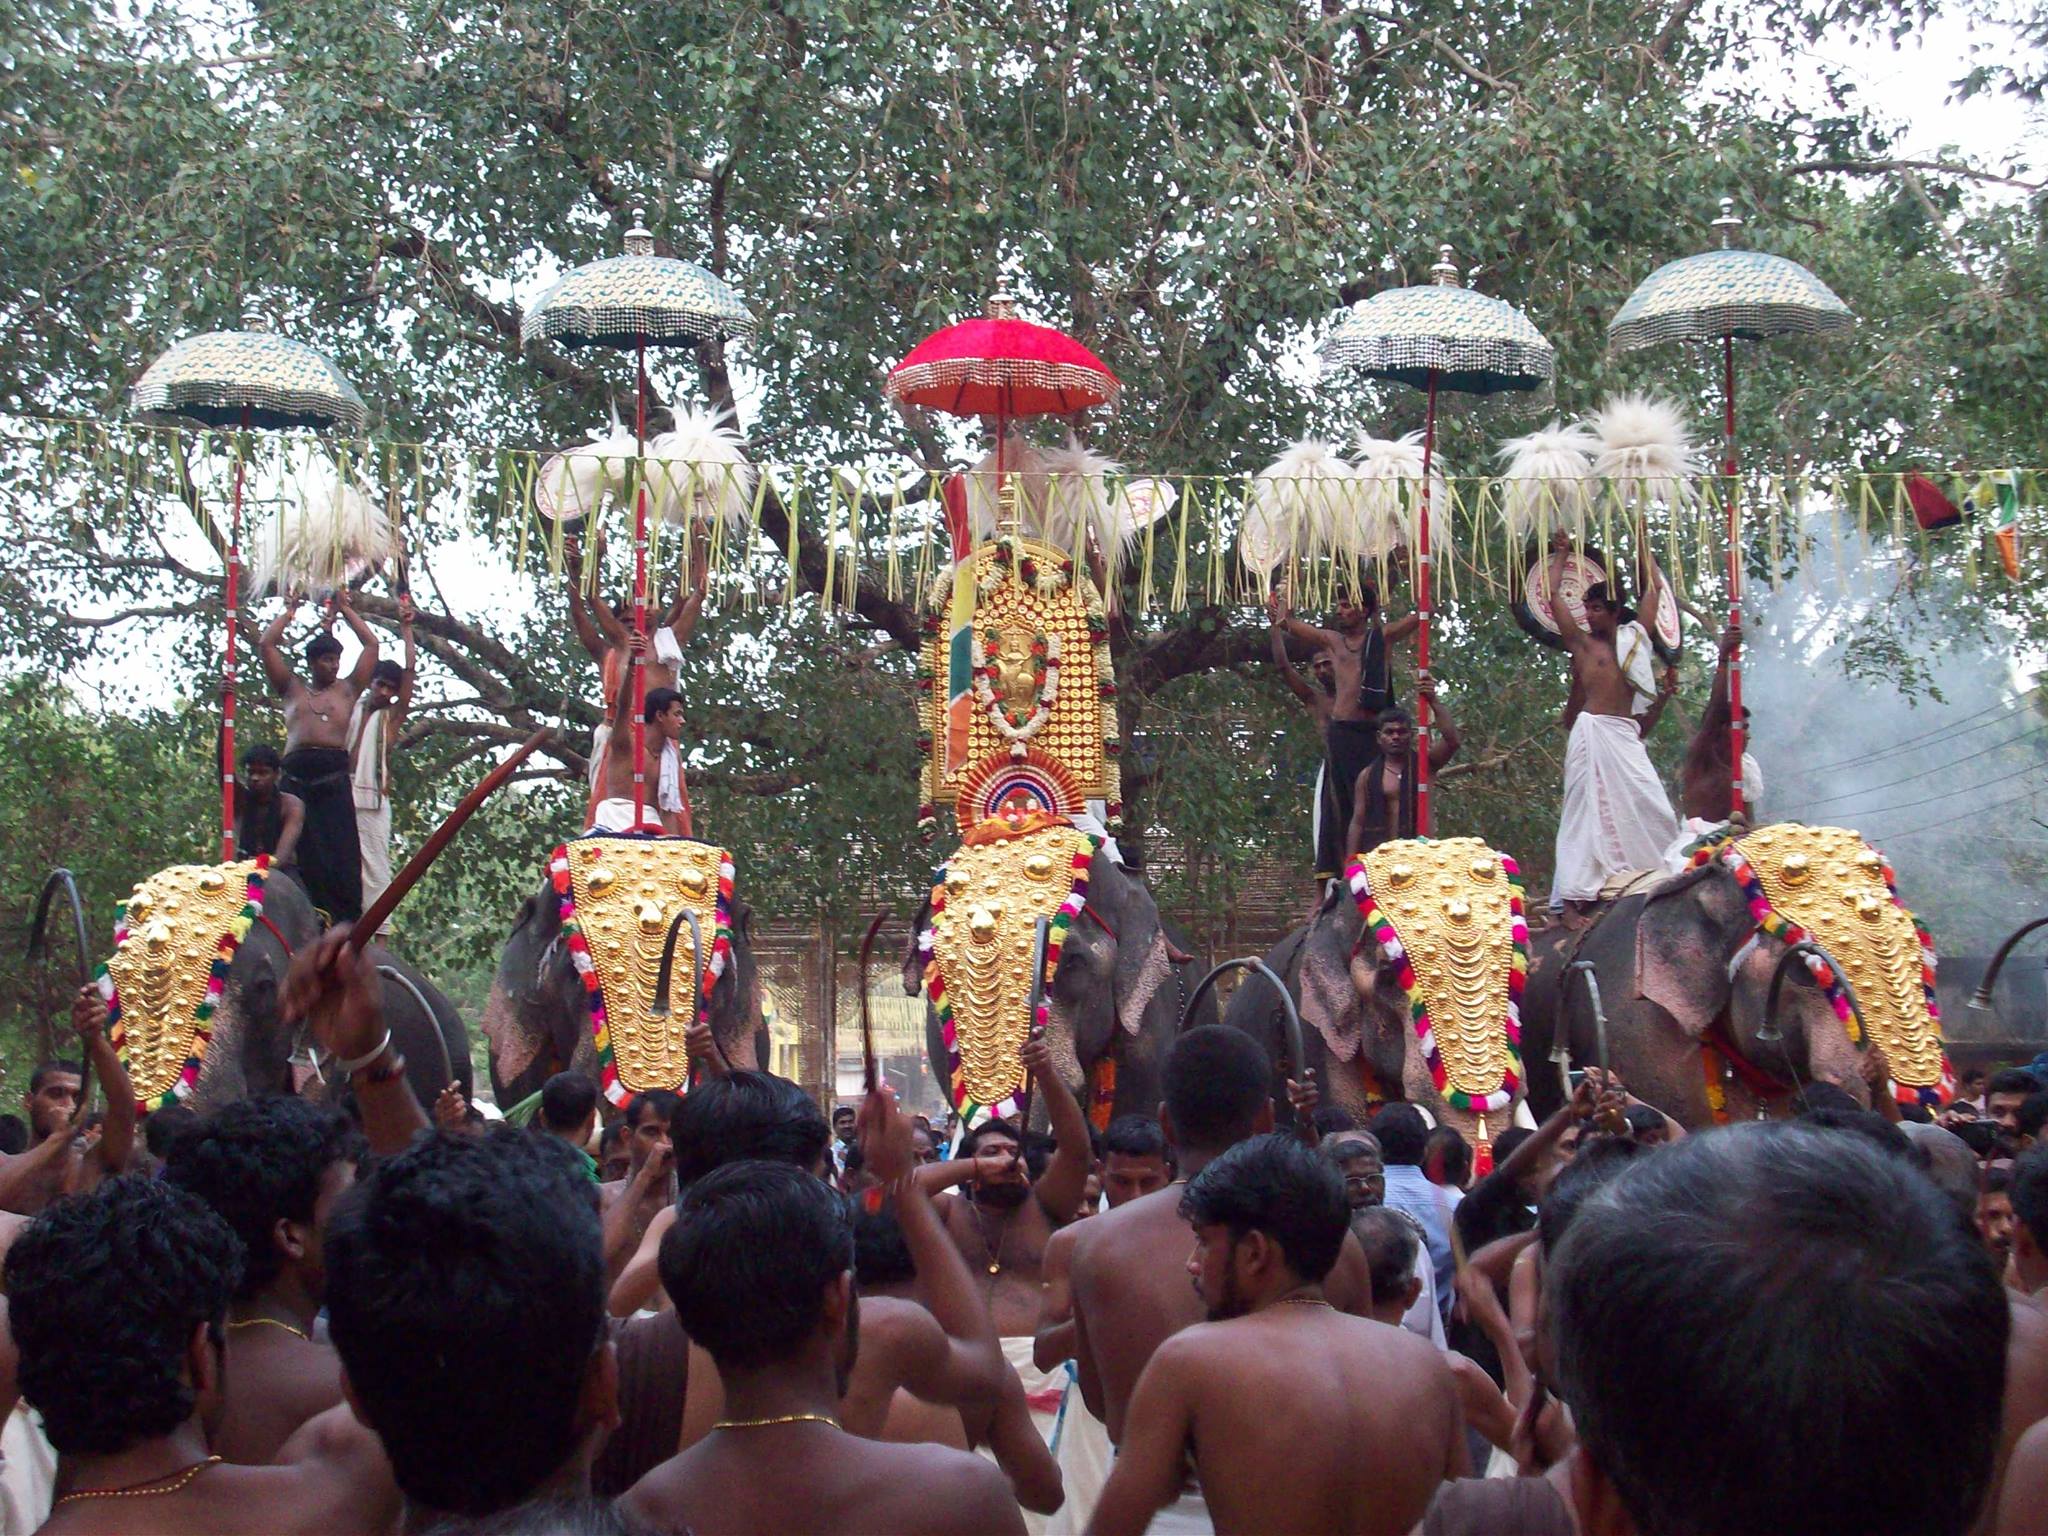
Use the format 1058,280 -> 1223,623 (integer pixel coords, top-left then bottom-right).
920,535 -> 1119,836
105,861 -> 261,1104
927,822 -> 1097,1113
1736,824 -> 1944,1089
1360,838 -> 1520,1104
564,837 -> 728,1096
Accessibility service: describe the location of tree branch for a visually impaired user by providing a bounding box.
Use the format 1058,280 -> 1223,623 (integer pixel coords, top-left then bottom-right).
1786,157 -> 2044,193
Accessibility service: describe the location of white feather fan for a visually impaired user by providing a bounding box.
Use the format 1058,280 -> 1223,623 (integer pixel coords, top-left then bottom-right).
534,427 -> 636,524
962,434 -> 1053,544
249,457 -> 399,598
1242,441 -> 1356,572
1352,432 -> 1452,561
1495,422 -> 1599,537
1589,393 -> 1699,509
645,408 -> 758,531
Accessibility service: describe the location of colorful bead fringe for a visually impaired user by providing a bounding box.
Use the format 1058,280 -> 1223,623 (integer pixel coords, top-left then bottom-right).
920,833 -> 1100,1126
549,840 -> 736,1107
96,855 -> 270,1114
1341,845 -> 1527,1115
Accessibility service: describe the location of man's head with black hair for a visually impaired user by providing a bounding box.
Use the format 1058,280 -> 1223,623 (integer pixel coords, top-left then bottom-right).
2009,1145 -> 2048,1292
1799,1105 -> 1912,1161
1989,1069 -> 2042,1134
305,629 -> 345,686
163,1097 -> 361,1305
539,1072 -> 601,1147
958,1117 -> 1031,1209
366,658 -> 407,710
597,1121 -> 630,1184
851,1198 -> 917,1293
1424,1124 -> 1473,1187
1547,1122 -> 2007,1536
1161,1027 -> 1275,1162
143,1102 -> 200,1164
1367,1103 -> 1428,1167
623,1088 -> 679,1175
1980,1162 -> 2016,1264
324,1128 -> 615,1520
23,1058 -> 81,1142
6,1177 -> 242,1455
1538,1135 -> 1644,1255
1101,1113 -> 1173,1206
643,686 -> 684,741
670,1071 -> 829,1187
1622,1103 -> 1669,1147
1180,1133 -> 1349,1319
2016,1092 -> 2048,1145
662,1159 -> 857,1392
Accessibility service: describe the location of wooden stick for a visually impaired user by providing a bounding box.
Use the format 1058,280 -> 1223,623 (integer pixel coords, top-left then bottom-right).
857,910 -> 890,1093
354,729 -> 553,939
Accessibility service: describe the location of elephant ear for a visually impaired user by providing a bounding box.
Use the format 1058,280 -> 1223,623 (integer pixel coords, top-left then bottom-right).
1636,865 -> 1733,1039
1100,858 -> 1171,1038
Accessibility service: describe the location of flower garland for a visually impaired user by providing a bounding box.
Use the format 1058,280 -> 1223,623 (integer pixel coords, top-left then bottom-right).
920,832 -> 1100,1125
96,855 -> 270,1113
1341,846 -> 1527,1114
1686,836 -> 1955,1109
548,841 -> 735,1107
972,628 -> 1061,751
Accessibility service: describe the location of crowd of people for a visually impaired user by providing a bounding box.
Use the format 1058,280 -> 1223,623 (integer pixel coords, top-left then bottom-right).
0,935 -> 2039,1535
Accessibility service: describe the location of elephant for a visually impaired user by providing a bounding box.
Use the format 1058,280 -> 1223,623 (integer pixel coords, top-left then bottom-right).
113,867 -> 470,1115
1518,860 -> 1868,1128
1220,891 -> 1526,1146
902,849 -> 1215,1129
481,868 -> 765,1107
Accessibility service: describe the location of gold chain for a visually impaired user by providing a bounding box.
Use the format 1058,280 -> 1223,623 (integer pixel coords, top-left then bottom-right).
712,1414 -> 840,1431
54,1457 -> 221,1506
228,1316 -> 309,1341
1273,1295 -> 1332,1310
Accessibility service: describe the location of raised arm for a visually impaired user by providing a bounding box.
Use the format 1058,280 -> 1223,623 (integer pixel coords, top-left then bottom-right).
1382,610 -> 1421,645
564,539 -> 612,665
1268,622 -> 1324,711
1023,1036 -> 1094,1224
260,603 -> 302,696
1419,672 -> 1461,768
274,792 -> 306,867
1548,569 -> 1593,655
71,987 -> 135,1183
337,591 -> 379,691
1266,590 -> 1336,652
279,928 -> 428,1157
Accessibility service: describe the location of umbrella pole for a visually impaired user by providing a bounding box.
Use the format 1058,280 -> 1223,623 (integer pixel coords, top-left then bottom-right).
632,337 -> 650,831
1415,369 -> 1437,838
222,406 -> 250,863
1722,334 -> 1745,822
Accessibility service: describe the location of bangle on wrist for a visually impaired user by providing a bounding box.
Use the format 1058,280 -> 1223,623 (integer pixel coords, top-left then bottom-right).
336,1031 -> 393,1076
356,1051 -> 407,1087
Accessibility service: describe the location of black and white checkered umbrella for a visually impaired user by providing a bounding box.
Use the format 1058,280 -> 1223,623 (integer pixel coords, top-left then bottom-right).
131,327 -> 367,434
1319,247 -> 1554,396
522,216 -> 755,352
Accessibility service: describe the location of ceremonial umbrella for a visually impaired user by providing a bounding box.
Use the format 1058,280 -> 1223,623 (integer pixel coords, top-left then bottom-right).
1319,246 -> 1555,835
522,212 -> 755,830
132,327 -> 370,862
1609,199 -> 1853,820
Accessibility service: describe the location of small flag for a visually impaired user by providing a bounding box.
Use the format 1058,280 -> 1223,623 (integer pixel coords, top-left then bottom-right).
1975,471 -> 2023,581
1904,472 -> 1961,532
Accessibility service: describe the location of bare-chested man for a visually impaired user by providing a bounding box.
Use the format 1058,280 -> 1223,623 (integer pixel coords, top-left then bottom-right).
1343,675 -> 1463,860
1066,1027 -> 1377,1536
589,641 -> 690,835
1269,586 -> 1419,885
568,532 -> 706,831
1089,1135 -> 1465,1536
920,1037 -> 1093,1447
0,987 -> 134,1215
259,594 -> 380,923
162,1097 -> 360,1463
1548,579 -> 1677,920
620,1158 -> 1026,1536
232,744 -> 305,871
7,1177 -> 397,1535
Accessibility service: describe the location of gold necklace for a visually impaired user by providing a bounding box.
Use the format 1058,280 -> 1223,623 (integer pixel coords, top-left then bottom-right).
712,1413 -> 840,1431
228,1316 -> 309,1341
1274,1295 -> 1332,1310
970,1195 -> 1006,1276
54,1456 -> 221,1506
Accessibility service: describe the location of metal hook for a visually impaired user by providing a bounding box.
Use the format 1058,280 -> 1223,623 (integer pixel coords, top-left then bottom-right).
1181,957 -> 1309,1130
652,907 -> 730,1078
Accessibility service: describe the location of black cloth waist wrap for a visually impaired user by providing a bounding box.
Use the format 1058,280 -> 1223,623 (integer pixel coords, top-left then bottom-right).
282,746 -> 362,924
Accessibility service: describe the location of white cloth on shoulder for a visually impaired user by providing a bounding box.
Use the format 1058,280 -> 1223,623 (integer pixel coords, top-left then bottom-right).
1617,620 -> 1658,718
1553,712 -> 1678,902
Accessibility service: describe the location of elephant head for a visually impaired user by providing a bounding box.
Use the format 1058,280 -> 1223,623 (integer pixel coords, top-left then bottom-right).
483,867 -> 762,1107
903,844 -> 1205,1128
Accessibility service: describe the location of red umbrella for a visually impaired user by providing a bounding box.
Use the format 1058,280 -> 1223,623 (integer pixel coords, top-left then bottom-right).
886,294 -> 1119,420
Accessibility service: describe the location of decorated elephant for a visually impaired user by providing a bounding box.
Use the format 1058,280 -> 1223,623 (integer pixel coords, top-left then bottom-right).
96,859 -> 468,1115
482,837 -> 764,1107
1221,837 -> 1528,1153
903,821 -> 1213,1130
1519,824 -> 1951,1128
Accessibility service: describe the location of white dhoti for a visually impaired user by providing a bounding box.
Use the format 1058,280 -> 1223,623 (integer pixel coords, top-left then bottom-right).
589,797 -> 660,834
356,797 -> 392,930
981,1335 -> 1068,1536
1553,713 -> 1678,903
1149,1487 -> 1215,1535
0,1405 -> 55,1536
1046,1364 -> 1113,1536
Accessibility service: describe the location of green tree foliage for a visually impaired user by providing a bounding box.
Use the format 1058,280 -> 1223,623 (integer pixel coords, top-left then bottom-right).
2,0 -> 2044,998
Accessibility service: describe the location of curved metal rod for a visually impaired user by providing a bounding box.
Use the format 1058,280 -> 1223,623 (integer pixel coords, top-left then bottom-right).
1970,915 -> 2048,1014
1183,957 -> 1308,1126
653,908 -> 729,1079
1564,959 -> 1609,1102
376,965 -> 454,1094
857,910 -> 891,1093
27,868 -> 94,1115
1761,938 -> 1866,1049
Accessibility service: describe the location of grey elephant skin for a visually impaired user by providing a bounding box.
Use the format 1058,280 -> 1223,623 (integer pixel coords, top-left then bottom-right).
482,870 -> 765,1107
1518,861 -> 1867,1128
171,869 -> 471,1113
904,851 -> 1214,1128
